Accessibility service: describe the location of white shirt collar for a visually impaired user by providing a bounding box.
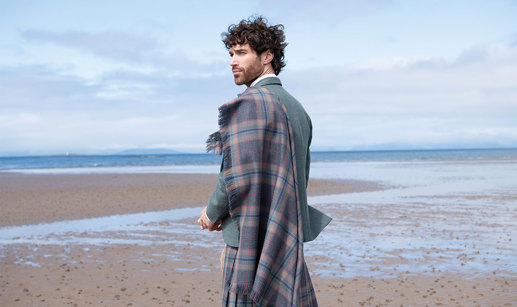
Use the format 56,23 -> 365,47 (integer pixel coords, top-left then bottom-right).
250,74 -> 277,87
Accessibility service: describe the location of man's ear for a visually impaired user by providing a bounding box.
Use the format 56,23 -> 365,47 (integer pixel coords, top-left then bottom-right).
262,49 -> 274,65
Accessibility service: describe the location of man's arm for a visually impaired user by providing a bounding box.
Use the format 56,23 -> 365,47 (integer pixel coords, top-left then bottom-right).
198,164 -> 230,231
206,170 -> 230,222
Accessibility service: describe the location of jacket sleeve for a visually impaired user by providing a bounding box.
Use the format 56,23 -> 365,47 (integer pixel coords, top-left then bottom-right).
206,163 -> 230,223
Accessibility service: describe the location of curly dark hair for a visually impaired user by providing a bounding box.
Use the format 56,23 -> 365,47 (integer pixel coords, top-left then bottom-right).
222,16 -> 288,75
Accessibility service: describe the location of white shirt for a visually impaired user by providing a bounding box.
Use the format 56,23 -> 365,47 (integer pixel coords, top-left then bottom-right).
251,74 -> 277,87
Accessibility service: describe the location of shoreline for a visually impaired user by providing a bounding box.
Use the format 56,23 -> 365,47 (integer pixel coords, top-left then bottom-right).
0,173 -> 385,227
1,170 -> 516,306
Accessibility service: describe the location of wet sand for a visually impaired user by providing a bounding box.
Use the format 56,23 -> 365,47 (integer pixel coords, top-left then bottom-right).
1,172 -> 516,306
2,243 -> 515,306
0,173 -> 378,227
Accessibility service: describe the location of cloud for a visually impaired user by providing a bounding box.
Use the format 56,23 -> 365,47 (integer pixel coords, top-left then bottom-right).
0,63 -> 242,155
0,102 -> 220,155
2,38 -> 516,155
282,42 -> 517,150
20,29 -> 228,76
0,65 -> 100,107
21,29 -> 162,62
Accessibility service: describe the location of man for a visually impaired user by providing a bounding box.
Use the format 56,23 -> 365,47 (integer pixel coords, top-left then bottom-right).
198,16 -> 331,306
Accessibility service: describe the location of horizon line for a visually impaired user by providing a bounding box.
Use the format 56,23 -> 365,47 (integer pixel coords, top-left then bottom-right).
1,146 -> 517,158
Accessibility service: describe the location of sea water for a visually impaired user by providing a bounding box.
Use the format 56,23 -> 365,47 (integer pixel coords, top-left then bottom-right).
1,148 -> 516,277
1,148 -> 516,174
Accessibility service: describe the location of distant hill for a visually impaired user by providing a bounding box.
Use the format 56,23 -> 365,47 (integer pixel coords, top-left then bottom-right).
115,148 -> 183,155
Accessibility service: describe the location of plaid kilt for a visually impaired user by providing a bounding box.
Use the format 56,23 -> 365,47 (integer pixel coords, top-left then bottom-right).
209,86 -> 318,306
223,292 -> 255,307
223,246 -> 255,306
222,245 -> 317,307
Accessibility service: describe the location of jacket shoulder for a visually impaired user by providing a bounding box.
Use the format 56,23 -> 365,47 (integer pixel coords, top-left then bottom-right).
241,86 -> 276,101
239,87 -> 285,114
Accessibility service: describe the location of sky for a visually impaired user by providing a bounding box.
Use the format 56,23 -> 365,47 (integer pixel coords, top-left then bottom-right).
1,0 -> 516,156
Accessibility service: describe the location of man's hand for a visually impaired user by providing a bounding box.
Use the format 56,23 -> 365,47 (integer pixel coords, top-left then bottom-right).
197,207 -> 222,231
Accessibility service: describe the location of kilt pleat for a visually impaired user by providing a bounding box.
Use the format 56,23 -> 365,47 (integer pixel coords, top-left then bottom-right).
223,291 -> 255,307
222,245 -> 255,306
222,245 -> 318,307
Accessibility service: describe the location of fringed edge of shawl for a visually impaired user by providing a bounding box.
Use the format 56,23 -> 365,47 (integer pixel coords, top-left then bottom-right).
205,96 -> 235,155
205,131 -> 222,155
207,96 -> 245,217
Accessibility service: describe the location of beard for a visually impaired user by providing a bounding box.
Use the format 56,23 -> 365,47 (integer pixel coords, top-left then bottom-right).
233,59 -> 263,86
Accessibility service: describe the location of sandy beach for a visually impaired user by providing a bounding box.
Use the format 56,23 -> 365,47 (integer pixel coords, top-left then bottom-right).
0,173 -> 379,227
1,167 -> 516,306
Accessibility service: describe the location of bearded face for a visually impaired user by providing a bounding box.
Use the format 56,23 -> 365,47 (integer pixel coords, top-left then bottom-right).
229,44 -> 267,87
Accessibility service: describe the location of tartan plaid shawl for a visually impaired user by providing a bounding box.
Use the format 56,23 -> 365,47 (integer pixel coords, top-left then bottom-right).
207,87 -> 316,306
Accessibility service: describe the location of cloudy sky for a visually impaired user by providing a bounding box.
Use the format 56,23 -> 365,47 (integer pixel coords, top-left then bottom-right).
1,0 -> 516,156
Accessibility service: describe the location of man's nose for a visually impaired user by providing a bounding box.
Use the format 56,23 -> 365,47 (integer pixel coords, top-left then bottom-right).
230,56 -> 237,67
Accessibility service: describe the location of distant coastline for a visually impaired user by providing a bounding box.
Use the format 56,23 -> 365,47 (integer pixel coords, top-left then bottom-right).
1,148 -> 517,174
1,146 -> 517,158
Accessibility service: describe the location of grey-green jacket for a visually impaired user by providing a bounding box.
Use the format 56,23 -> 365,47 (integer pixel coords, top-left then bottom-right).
206,76 -> 331,247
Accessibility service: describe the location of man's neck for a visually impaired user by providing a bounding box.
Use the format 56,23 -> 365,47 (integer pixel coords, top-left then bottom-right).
250,73 -> 277,87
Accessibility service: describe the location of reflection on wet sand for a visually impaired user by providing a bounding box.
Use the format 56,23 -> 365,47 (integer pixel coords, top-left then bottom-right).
1,160 -> 516,305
